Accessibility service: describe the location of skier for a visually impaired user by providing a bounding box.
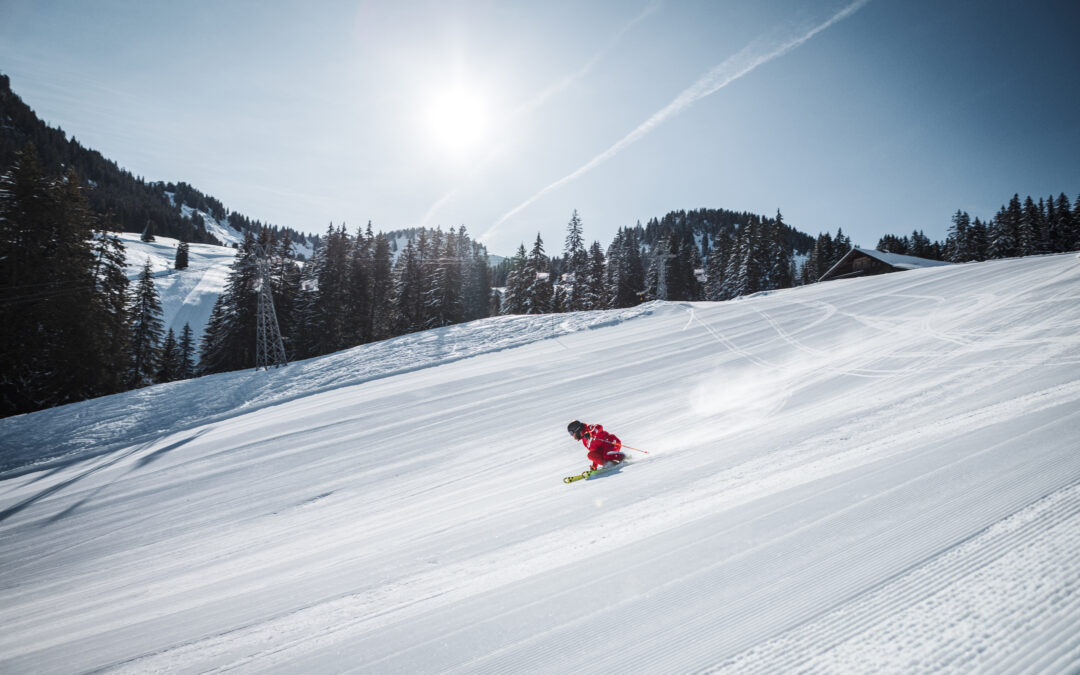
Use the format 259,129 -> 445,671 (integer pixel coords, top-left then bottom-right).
567,420 -> 625,471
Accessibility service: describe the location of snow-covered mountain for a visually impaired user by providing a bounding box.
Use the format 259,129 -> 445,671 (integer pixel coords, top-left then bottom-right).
118,232 -> 237,343
2,253 -> 1079,673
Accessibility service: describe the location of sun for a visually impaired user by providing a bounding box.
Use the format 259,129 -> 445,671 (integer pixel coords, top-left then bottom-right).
425,85 -> 489,156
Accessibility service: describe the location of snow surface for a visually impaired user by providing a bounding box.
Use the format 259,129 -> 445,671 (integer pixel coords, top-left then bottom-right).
116,232 -> 237,342
2,253 -> 1080,673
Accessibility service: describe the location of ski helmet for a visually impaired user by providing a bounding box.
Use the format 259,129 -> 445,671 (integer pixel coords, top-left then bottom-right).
567,420 -> 585,439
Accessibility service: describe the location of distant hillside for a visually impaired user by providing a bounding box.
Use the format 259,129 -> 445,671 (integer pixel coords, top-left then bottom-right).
0,73 -> 314,251
641,207 -> 816,256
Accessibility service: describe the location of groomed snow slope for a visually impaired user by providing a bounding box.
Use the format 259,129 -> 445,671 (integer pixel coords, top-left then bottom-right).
2,253 -> 1079,673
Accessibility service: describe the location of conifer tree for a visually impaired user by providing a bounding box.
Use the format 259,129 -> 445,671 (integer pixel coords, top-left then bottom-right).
681,233 -> 705,300
646,235 -> 673,300
369,232 -> 394,340
178,322 -> 196,379
876,234 -> 906,255
1007,194 -> 1024,252
604,229 -> 625,308
1045,196 -> 1060,253
158,328 -> 179,383
129,259 -> 165,387
502,244 -> 529,314
347,223 -> 373,344
832,228 -> 852,266
1073,193 -> 1080,250
301,225 -> 352,356
1052,193 -> 1074,252
463,235 -> 493,322
802,234 -> 824,285
988,195 -> 1024,258
814,232 -> 837,277
524,233 -> 552,314
969,217 -> 989,261
988,204 -> 1017,259
91,229 -> 131,394
1051,193 -> 1073,253
583,241 -> 607,309
56,173 -> 119,403
947,210 -> 971,261
174,241 -> 190,270
269,235 -> 302,357
704,231 -> 732,299
664,234 -> 689,300
1035,197 -> 1050,254
908,230 -> 932,258
1017,196 -> 1039,256
200,234 -> 260,372
564,210 -> 588,311
551,284 -> 568,313
0,146 -> 117,413
766,211 -> 794,290
417,228 -> 443,327
426,227 -> 464,327
391,237 -> 423,333
608,227 -> 645,308
718,227 -> 744,299
732,220 -> 764,297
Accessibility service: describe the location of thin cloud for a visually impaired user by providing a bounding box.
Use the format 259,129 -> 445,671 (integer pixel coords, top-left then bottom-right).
420,0 -> 664,228
488,0 -> 871,235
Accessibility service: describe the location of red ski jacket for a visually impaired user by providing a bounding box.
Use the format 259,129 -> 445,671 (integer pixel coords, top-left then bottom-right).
581,424 -> 623,469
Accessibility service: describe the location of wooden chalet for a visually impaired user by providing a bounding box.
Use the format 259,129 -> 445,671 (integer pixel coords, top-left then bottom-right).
819,247 -> 951,282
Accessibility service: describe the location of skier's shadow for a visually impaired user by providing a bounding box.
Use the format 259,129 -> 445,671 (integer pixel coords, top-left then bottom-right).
587,464 -> 626,481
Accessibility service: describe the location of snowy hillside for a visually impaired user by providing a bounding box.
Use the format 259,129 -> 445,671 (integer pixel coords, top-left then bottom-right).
2,253 -> 1079,673
161,190 -> 245,248
117,232 -> 236,341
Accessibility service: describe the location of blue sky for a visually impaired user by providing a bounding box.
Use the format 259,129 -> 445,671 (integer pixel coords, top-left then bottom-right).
1,0 -> 1077,255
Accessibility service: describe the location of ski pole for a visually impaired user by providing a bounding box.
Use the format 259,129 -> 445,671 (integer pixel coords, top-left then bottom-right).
576,430 -> 650,454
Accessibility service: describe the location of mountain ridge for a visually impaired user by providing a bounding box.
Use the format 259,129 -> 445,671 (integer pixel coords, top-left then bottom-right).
0,73 -> 314,249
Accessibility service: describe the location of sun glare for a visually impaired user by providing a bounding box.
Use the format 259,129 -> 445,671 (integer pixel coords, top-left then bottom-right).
425,85 -> 489,156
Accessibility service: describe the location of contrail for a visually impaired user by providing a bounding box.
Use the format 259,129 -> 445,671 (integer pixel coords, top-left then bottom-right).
509,0 -> 664,118
420,0 -> 664,228
488,0 -> 871,235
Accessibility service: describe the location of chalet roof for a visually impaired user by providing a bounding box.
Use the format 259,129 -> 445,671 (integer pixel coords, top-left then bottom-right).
819,247 -> 951,282
851,248 -> 951,270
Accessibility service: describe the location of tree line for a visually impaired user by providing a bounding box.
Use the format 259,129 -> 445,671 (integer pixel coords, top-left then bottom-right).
198,223 -> 495,374
5,126 -> 1078,416
0,145 -> 197,416
500,208 -> 812,313
874,192 -> 1080,263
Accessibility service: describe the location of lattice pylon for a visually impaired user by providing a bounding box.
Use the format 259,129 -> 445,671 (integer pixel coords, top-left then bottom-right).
252,242 -> 288,370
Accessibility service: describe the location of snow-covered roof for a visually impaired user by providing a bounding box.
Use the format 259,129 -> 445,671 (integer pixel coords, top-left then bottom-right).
851,248 -> 952,270
820,247 -> 951,282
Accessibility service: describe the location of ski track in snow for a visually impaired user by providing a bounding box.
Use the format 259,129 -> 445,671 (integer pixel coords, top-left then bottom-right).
1,253 -> 1079,673
710,482 -> 1080,674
